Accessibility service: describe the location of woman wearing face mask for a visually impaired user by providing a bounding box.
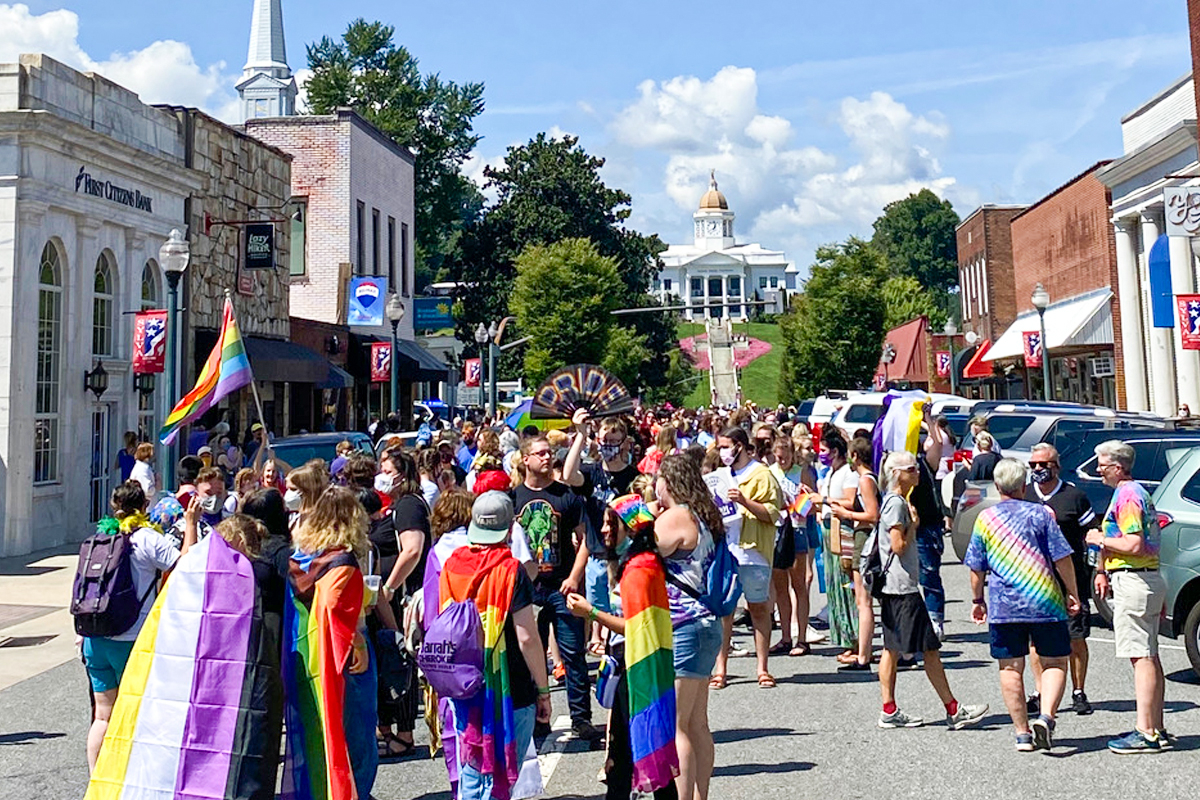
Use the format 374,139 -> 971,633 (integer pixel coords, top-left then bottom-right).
284,463 -> 328,531
831,436 -> 881,671
818,430 -> 859,664
769,434 -> 811,657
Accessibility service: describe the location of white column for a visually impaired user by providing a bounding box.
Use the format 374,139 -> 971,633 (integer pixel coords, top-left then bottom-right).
703,274 -> 710,320
740,273 -> 747,321
1170,234 -> 1200,412
721,275 -> 728,319
1141,212 -> 1177,416
1114,218 -> 1148,411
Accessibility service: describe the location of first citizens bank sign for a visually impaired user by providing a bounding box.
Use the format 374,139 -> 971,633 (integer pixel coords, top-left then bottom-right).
74,165 -> 153,212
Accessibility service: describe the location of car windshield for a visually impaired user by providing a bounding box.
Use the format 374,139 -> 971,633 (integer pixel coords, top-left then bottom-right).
796,400 -> 815,418
982,415 -> 1036,450
845,404 -> 883,424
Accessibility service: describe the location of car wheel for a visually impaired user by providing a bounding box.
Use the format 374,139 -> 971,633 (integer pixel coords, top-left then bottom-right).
1184,601 -> 1200,682
1093,593 -> 1114,626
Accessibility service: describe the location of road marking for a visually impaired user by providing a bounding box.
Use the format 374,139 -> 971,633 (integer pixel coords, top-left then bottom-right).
537,715 -> 573,788
1089,636 -> 1186,652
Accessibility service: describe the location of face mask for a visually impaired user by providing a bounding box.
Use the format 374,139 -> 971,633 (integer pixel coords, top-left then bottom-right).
615,537 -> 632,557
600,444 -> 622,462
200,494 -> 221,515
719,447 -> 737,467
283,488 -> 303,511
1030,467 -> 1052,484
818,452 -> 833,466
374,472 -> 395,494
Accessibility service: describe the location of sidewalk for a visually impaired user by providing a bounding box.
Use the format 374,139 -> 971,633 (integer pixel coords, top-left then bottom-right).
0,544 -> 80,691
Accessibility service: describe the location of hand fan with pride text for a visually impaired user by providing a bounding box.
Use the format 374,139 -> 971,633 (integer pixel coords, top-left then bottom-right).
530,364 -> 635,420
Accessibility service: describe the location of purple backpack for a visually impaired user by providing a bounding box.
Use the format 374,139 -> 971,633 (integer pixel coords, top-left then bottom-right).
418,597 -> 484,700
70,531 -> 152,638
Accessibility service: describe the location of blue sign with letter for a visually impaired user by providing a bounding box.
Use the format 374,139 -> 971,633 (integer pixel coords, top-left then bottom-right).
413,296 -> 455,331
348,276 -> 388,327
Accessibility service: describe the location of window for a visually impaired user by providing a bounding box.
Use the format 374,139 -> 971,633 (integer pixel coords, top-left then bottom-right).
387,216 -> 396,289
36,242 -> 62,484
844,403 -> 884,425
289,201 -> 307,276
1181,465 -> 1200,507
1048,419 -> 1105,460
401,222 -> 410,295
728,276 -> 740,295
691,277 -> 703,297
982,415 -> 1035,450
141,261 -> 160,310
372,208 -> 381,276
759,277 -> 768,289
355,201 -> 365,274
92,254 -> 114,357
770,276 -> 779,288
663,278 -> 672,292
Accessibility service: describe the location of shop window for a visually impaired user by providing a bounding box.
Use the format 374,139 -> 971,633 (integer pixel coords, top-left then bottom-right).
141,261 -> 160,310
289,201 -> 307,276
36,242 -> 63,484
92,254 -> 115,357
401,222 -> 410,296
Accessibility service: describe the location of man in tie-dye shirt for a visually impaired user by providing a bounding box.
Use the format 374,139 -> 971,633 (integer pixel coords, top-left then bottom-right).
965,458 -> 1081,753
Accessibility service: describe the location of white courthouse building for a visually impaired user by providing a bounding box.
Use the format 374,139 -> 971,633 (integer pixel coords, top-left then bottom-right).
656,175 -> 796,321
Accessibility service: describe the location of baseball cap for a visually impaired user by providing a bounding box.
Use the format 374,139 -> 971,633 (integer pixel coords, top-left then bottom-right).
197,445 -> 213,456
251,422 -> 264,432
468,491 -> 513,545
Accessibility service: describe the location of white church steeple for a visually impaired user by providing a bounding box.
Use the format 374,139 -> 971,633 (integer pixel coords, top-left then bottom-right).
236,0 -> 297,121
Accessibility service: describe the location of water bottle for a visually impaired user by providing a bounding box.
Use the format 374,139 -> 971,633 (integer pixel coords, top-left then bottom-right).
1086,543 -> 1101,568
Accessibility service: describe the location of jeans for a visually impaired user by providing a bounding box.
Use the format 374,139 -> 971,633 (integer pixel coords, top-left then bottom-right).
534,584 -> 591,722
916,525 -> 945,624
458,704 -> 536,800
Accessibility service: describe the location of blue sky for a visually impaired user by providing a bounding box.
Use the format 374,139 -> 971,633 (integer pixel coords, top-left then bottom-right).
3,1 -> 1194,272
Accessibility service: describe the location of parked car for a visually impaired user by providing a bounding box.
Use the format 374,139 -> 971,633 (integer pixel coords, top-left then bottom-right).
803,390 -> 866,441
1151,447 -> 1200,678
956,404 -> 1167,465
268,431 -> 374,468
828,391 -> 967,441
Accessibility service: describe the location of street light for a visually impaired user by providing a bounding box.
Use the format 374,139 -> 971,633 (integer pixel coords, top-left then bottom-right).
1031,282 -> 1052,401
487,321 -> 499,419
159,228 -> 189,491
385,292 -> 406,416
474,323 -> 489,413
944,319 -> 958,396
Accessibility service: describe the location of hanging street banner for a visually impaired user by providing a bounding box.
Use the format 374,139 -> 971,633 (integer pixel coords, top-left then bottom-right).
935,351 -> 951,378
1023,331 -> 1043,368
464,357 -> 482,387
244,223 -> 274,270
413,296 -> 455,331
1178,294 -> 1200,350
132,310 -> 168,374
370,341 -> 392,382
349,277 -> 388,327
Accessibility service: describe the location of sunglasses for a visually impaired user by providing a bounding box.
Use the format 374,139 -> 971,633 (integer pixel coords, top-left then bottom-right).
1028,461 -> 1057,469
527,449 -> 553,459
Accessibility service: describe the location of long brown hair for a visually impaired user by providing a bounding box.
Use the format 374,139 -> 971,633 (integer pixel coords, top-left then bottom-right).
658,453 -> 724,538
431,488 -> 474,540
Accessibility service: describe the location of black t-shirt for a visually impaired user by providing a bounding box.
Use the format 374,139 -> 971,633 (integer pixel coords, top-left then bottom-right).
511,481 -> 584,587
1033,480 -> 1098,597
968,451 -> 1001,481
909,456 -> 944,530
580,462 -> 641,556
390,494 -> 431,595
505,568 -> 537,708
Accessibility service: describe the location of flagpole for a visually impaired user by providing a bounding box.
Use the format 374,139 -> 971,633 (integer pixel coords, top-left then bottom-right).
224,289 -> 272,460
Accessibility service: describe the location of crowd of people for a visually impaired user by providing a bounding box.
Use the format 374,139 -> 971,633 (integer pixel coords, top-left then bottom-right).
77,400 -> 1176,800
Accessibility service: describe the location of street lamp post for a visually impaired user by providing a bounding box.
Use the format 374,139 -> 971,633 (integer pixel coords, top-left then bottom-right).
385,293 -> 406,417
159,229 -> 190,491
944,319 -> 958,396
1031,282 -> 1052,401
474,323 -> 488,414
487,321 -> 499,419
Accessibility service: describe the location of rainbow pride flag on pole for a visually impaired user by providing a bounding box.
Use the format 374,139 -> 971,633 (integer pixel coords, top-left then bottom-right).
159,297 -> 252,445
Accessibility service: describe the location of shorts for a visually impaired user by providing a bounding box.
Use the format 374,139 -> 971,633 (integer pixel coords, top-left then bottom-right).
989,620 -> 1071,660
737,562 -> 772,605
673,615 -> 722,680
852,529 -> 870,565
1111,570 -> 1166,658
1068,599 -> 1091,641
805,516 -> 821,552
879,593 -> 940,654
82,637 -> 136,693
792,517 -> 810,555
584,554 -> 612,613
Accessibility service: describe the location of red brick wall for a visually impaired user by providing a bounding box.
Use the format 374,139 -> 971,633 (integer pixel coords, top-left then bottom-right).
956,207 -> 1023,342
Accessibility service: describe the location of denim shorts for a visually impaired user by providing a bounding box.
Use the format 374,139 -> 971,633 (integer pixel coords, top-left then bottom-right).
584,554 -> 612,613
737,562 -> 772,605
83,637 -> 136,693
673,615 -> 722,680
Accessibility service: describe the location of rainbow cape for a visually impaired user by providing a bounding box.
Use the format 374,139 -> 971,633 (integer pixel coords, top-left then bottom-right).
440,545 -> 521,800
623,551 -> 680,793
281,550 -> 369,800
160,297 -> 252,445
85,533 -> 283,800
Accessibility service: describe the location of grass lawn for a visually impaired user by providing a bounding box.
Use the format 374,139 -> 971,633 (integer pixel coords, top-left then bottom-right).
678,321 -> 784,408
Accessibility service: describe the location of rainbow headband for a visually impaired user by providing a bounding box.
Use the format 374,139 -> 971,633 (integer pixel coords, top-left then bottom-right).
610,494 -> 655,532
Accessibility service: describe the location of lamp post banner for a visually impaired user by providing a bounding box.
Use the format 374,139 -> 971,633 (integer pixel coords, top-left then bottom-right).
370,342 -> 392,382
132,310 -> 167,374
1179,294 -> 1200,350
464,357 -> 482,387
349,277 -> 388,327
1023,331 -> 1043,368
935,351 -> 951,378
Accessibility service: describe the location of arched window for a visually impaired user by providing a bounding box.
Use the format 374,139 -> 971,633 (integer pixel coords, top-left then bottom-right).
93,253 -> 115,357
141,260 -> 160,311
36,242 -> 63,483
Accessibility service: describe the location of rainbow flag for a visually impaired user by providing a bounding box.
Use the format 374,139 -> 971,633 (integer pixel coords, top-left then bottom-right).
789,491 -> 818,519
85,533 -> 283,800
159,297 -> 252,445
623,551 -> 680,793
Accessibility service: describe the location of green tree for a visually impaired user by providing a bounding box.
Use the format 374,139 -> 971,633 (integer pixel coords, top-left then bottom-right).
602,326 -> 653,390
882,274 -> 948,331
871,188 -> 960,293
510,239 -> 622,385
305,19 -> 485,290
780,238 -> 887,399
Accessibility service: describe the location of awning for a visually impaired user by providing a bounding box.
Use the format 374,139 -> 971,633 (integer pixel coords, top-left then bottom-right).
321,363 -> 354,389
242,336 -> 332,384
984,289 -> 1114,361
394,338 -> 450,381
964,339 -> 995,378
878,316 -> 930,383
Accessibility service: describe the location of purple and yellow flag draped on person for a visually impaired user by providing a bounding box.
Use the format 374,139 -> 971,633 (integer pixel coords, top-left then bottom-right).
160,297 -> 252,445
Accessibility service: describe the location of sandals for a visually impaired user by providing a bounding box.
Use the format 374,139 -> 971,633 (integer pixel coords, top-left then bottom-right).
587,641 -> 605,656
757,673 -> 777,689
789,643 -> 811,657
768,640 -> 794,656
709,673 -> 728,690
377,734 -> 415,760
836,650 -> 858,664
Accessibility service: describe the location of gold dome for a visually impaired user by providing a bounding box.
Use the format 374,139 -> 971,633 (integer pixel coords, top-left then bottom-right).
698,171 -> 728,210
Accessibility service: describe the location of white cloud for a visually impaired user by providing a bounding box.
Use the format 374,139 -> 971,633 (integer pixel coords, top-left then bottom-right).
0,3 -> 239,121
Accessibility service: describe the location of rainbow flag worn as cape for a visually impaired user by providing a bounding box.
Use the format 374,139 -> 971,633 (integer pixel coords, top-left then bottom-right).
160,297 -> 252,445
85,533 -> 283,800
623,551 -> 680,793
440,545 -> 521,800
281,549 -> 366,800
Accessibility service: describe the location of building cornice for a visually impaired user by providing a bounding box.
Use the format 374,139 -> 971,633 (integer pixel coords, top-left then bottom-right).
1096,122 -> 1199,188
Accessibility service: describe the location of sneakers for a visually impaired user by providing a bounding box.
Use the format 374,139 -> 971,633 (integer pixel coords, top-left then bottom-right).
571,719 -> 604,744
878,708 -> 924,728
1157,729 -> 1176,750
946,702 -> 988,730
552,662 -> 566,683
1015,732 -> 1035,752
1107,729 -> 1164,754
1071,690 -> 1093,716
1031,714 -> 1056,751
1025,693 -> 1040,715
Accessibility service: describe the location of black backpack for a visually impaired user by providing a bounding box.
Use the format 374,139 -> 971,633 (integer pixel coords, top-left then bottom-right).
70,531 -> 154,638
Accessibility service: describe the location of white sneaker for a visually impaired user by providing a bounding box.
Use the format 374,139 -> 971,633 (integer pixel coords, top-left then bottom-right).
879,708 -> 924,728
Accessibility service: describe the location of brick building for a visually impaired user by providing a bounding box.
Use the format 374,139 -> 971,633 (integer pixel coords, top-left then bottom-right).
984,164 -> 1123,407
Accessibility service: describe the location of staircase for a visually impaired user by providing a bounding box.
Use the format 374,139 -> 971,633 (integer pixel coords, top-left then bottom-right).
707,317 -> 740,407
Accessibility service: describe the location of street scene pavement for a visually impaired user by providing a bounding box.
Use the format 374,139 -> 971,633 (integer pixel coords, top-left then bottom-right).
4,544 -> 1197,800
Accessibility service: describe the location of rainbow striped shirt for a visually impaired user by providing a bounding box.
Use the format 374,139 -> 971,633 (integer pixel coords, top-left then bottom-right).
963,500 -> 1073,624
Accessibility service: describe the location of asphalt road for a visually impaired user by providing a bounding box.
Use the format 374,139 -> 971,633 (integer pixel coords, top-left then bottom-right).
3,552 -> 1199,800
